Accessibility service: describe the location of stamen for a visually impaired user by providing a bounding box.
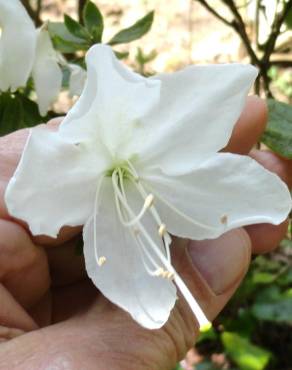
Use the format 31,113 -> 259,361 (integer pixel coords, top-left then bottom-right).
97,256 -> 107,266
112,163 -> 210,328
93,175 -> 106,267
144,193 -> 154,209
158,223 -> 167,237
145,182 -> 221,233
220,214 -> 228,224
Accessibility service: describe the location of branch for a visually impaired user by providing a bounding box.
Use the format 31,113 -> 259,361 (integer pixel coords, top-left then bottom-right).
78,0 -> 87,23
270,60 -> 292,67
20,0 -> 42,26
263,0 -> 292,64
221,0 -> 260,65
195,0 -> 232,27
20,0 -> 35,20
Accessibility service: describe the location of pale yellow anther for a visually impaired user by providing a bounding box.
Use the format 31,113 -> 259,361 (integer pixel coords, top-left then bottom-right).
158,223 -> 167,237
220,214 -> 228,224
166,271 -> 175,280
154,267 -> 165,277
144,194 -> 154,209
97,256 -> 106,266
133,227 -> 140,235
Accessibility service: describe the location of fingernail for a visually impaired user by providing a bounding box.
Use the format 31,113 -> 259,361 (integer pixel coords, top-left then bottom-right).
186,229 -> 251,295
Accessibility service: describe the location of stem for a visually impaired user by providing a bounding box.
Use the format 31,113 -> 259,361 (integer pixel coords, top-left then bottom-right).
78,0 -> 87,23
262,0 -> 292,64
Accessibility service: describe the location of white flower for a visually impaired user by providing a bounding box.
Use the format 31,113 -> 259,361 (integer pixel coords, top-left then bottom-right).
68,63 -> 87,97
5,45 -> 291,329
0,0 -> 36,92
0,0 -> 62,115
32,25 -> 63,116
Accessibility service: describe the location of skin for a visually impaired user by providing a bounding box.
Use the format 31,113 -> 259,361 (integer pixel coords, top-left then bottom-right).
0,96 -> 291,369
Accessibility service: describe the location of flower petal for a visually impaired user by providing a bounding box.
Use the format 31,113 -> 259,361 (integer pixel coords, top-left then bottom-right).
32,28 -> 62,116
5,126 -> 109,237
135,64 -> 258,174
142,153 -> 292,240
59,44 -> 161,157
0,0 -> 36,92
83,178 -> 177,329
68,63 -> 87,97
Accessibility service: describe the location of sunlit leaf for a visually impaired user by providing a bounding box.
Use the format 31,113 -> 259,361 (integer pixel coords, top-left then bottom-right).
108,11 -> 154,45
64,14 -> 90,40
261,99 -> 292,159
83,0 -> 104,43
221,332 -> 271,370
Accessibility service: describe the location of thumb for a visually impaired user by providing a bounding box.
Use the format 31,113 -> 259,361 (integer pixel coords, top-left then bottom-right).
173,228 -> 251,324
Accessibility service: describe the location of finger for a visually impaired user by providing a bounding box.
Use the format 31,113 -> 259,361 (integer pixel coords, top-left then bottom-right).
250,149 -> 292,188
0,117 -> 80,247
223,96 -> 267,154
0,284 -> 37,332
0,220 -> 50,309
243,149 -> 291,254
173,229 -> 251,323
246,220 -> 289,254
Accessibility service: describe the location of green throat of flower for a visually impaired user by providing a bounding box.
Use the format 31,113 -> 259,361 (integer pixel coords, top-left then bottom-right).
92,160 -> 210,327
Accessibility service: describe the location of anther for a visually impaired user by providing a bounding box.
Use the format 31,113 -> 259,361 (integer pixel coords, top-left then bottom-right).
97,256 -> 106,266
144,194 -> 154,209
166,271 -> 175,280
133,227 -> 140,235
154,267 -> 164,276
220,214 -> 228,224
158,223 -> 167,237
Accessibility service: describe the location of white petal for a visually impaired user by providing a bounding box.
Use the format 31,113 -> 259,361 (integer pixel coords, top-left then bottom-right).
5,125 -> 109,237
135,64 -> 258,175
59,44 -> 161,157
83,178 -> 177,329
68,63 -> 87,96
32,28 -> 62,116
0,0 -> 36,92
142,153 -> 292,240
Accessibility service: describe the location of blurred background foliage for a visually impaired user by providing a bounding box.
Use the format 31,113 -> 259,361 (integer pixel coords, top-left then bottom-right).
0,0 -> 291,369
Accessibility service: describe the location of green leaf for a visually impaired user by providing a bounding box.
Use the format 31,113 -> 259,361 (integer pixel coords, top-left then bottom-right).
285,7 -> 292,29
48,22 -> 89,53
108,11 -> 154,46
221,332 -> 271,370
0,94 -> 23,136
114,50 -> 129,59
196,362 -> 221,370
20,95 -> 45,127
83,0 -> 104,43
261,99 -> 292,159
64,14 -> 90,41
48,22 -> 85,43
51,34 -> 89,53
252,297 -> 292,325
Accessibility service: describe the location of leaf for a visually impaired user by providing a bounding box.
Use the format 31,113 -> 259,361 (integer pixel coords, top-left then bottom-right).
114,50 -> 129,59
252,297 -> 292,325
48,22 -> 89,53
108,11 -> 154,46
285,7 -> 292,29
261,99 -> 292,159
20,95 -> 45,127
64,14 -> 90,41
0,94 -> 24,136
82,0 -> 104,43
221,332 -> 271,370
51,35 -> 89,54
48,22 -> 85,43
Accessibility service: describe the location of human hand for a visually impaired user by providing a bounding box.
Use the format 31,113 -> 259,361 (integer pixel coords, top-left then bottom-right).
0,96 -> 290,370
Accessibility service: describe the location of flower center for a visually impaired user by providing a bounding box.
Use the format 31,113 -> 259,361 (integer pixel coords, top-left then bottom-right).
92,161 -> 210,328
